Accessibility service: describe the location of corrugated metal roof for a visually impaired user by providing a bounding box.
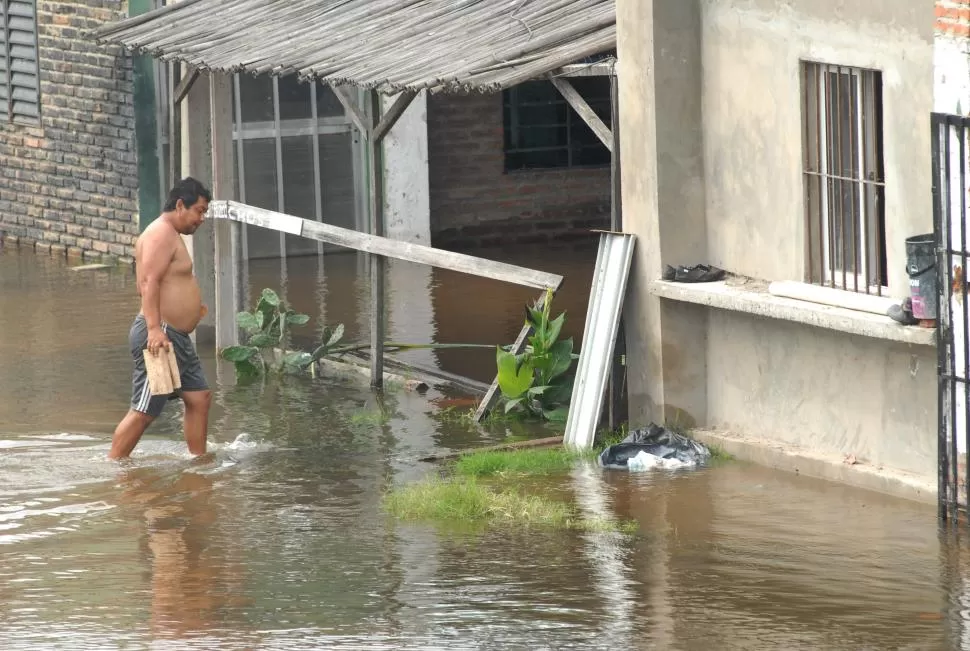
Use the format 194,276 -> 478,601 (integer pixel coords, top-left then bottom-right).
92,0 -> 616,94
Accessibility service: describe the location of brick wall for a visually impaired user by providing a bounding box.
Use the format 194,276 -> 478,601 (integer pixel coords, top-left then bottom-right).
0,1 -> 138,263
427,92 -> 611,250
937,0 -> 970,36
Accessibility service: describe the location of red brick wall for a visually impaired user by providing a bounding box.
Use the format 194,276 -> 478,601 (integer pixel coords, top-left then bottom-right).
937,0 -> 970,36
427,92 -> 611,250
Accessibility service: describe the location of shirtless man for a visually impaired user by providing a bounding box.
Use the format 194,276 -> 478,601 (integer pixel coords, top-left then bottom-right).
108,177 -> 213,460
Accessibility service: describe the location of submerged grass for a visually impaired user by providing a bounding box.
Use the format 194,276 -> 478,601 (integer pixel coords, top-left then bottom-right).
452,447 -> 594,478
382,475 -> 638,534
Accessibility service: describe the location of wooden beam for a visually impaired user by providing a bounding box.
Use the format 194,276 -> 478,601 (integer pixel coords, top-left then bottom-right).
372,91 -> 417,144
549,76 -> 613,152
553,62 -> 617,78
333,84 -> 370,137
173,67 -> 200,107
210,72 -> 242,350
366,89 -> 385,388
212,201 -> 563,290
473,290 -> 551,423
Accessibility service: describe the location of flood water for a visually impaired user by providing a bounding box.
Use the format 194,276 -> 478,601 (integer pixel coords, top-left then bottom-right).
1,243 -> 969,650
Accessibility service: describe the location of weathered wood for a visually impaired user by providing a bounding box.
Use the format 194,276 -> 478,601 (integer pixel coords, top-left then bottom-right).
332,84 -> 369,137
473,290 -> 551,423
367,89 -> 385,388
549,76 -> 613,152
372,91 -> 417,144
143,348 -> 179,395
210,72 -> 241,350
213,201 -> 563,291
418,436 -> 564,463
173,66 -> 200,106
554,61 -> 616,78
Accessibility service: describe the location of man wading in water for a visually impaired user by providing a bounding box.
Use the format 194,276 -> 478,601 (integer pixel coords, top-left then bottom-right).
109,177 -> 213,460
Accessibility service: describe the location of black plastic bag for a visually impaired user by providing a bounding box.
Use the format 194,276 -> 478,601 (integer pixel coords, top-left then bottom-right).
599,423 -> 711,469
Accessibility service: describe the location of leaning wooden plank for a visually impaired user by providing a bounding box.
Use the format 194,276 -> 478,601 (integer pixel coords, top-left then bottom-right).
173,66 -> 200,106
549,76 -> 613,151
143,350 -> 175,396
210,201 -> 562,291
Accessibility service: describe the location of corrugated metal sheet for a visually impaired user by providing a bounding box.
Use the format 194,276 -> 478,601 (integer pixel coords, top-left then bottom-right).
92,0 -> 615,95
563,231 -> 636,451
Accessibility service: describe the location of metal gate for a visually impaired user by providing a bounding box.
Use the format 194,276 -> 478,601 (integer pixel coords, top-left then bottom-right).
934,112 -> 970,523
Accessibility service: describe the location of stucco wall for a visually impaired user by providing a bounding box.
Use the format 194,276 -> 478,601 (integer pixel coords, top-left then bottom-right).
706,311 -> 937,477
617,0 -> 939,483
701,0 -> 935,299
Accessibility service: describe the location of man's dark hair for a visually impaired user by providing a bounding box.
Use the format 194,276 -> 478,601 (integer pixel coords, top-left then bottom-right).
163,177 -> 212,212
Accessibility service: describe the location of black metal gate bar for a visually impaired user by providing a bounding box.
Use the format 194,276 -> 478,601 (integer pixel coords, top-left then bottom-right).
933,112 -> 970,524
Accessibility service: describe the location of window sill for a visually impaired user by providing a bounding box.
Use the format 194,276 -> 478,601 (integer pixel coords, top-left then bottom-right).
648,278 -> 936,347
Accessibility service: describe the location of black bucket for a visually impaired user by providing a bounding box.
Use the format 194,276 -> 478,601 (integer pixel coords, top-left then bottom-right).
906,233 -> 937,320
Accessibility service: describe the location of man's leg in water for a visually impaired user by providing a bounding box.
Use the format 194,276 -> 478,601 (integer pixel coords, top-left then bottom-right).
181,389 -> 212,456
109,410 -> 155,459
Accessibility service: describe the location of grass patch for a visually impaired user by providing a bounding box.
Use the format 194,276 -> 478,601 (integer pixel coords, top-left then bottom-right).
382,475 -> 637,534
453,447 -> 594,478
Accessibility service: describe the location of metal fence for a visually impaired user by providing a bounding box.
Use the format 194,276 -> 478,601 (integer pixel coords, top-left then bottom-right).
933,112 -> 970,524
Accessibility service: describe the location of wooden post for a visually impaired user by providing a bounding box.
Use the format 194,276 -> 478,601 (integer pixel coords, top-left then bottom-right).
210,72 -> 241,351
367,89 -> 385,388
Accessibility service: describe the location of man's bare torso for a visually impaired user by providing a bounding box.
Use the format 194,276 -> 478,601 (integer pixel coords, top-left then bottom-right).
136,219 -> 203,333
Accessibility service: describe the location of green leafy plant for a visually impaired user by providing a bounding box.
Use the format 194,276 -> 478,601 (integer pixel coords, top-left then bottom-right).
495,289 -> 578,422
221,288 -> 340,379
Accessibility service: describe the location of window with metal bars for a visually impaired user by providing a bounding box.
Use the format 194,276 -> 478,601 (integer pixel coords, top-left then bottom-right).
502,78 -> 611,171
0,0 -> 39,125
801,61 -> 887,294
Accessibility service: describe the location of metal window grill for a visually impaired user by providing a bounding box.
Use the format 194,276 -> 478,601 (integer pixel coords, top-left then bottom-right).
934,112 -> 970,525
0,0 -> 39,125
802,62 -> 886,294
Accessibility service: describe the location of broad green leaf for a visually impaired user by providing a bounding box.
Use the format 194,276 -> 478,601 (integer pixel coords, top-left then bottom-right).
542,406 -> 570,422
234,358 -> 263,380
545,312 -> 565,348
503,397 -> 524,414
496,347 -> 533,399
286,312 -> 310,326
248,333 -> 277,348
281,351 -> 313,369
326,323 -> 345,347
236,311 -> 259,332
528,385 -> 551,396
221,345 -> 258,362
260,288 -> 281,306
255,310 -> 265,329
545,338 -> 575,382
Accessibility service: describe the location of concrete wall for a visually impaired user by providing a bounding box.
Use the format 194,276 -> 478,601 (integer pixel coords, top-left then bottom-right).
427,92 -> 611,250
382,91 -> 431,247
0,1 -> 138,262
618,0 -> 939,481
706,312 -> 937,476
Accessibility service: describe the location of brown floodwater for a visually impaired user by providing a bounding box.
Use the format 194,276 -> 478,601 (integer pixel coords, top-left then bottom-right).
0,243 -> 968,650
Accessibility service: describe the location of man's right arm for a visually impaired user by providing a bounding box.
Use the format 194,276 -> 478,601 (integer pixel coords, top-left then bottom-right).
138,228 -> 176,351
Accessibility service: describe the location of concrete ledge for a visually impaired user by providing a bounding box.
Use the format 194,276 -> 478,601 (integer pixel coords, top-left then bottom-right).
692,428 -> 937,505
649,278 -> 936,347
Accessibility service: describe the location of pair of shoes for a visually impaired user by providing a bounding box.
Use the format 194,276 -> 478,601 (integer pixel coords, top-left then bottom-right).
662,263 -> 726,283
887,297 -> 919,325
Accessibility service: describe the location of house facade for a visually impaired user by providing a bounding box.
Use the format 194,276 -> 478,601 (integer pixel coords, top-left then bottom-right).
0,1 -> 611,260
618,0 -> 954,498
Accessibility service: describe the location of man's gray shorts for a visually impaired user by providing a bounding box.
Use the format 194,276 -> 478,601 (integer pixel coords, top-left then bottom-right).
129,314 -> 209,418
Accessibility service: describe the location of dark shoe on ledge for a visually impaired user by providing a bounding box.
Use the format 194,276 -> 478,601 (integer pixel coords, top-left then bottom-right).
888,297 -> 919,326
663,264 -> 726,283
